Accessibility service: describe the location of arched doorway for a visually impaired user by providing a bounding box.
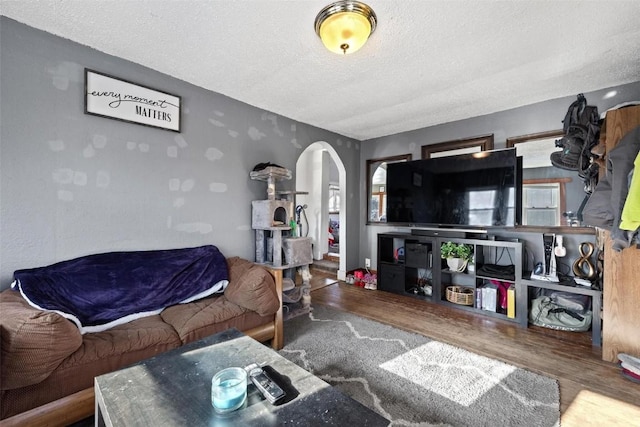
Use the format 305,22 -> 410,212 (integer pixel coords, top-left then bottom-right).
295,142 -> 346,280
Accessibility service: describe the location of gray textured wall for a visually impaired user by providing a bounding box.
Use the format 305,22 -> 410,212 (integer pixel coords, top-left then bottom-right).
360,81 -> 640,269
0,18 -> 361,289
3,17 -> 638,288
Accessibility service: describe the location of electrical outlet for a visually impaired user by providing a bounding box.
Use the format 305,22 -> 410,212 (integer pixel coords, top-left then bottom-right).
365,258 -> 371,268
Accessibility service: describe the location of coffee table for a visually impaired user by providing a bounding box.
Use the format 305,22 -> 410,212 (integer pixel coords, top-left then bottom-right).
95,328 -> 389,426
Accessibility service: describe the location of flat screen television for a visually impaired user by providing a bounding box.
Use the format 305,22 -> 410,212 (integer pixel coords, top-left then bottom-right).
386,149 -> 522,228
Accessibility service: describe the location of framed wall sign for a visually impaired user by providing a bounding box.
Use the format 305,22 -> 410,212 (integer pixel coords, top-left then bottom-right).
85,69 -> 181,132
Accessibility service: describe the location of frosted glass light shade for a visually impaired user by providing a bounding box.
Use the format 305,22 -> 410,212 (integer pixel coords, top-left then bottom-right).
315,1 -> 377,55
319,11 -> 371,54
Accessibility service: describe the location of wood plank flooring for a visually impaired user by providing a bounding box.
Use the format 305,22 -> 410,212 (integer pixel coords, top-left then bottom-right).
307,269 -> 640,427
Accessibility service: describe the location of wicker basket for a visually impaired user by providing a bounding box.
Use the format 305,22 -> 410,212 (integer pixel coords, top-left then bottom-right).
446,286 -> 474,306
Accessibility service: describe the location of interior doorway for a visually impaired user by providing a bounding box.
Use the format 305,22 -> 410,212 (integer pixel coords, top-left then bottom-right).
295,142 -> 346,280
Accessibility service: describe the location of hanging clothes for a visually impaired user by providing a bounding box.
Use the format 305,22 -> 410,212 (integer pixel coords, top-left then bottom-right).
582,125 -> 640,251
620,151 -> 640,231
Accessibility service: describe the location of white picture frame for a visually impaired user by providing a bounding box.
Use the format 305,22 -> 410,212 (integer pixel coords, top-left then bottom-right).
85,69 -> 181,132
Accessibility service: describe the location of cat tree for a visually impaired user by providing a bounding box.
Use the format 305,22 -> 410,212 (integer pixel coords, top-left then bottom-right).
250,165 -> 312,314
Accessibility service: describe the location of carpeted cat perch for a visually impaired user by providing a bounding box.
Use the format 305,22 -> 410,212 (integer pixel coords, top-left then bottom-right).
282,265 -> 312,320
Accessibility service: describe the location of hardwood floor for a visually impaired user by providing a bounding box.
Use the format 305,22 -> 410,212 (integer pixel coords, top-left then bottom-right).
307,269 -> 640,426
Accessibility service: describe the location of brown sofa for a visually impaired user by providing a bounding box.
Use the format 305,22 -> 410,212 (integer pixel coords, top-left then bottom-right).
0,256 -> 283,426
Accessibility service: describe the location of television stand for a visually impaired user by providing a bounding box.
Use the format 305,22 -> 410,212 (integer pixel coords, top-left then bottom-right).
377,231 -> 601,347
378,232 -> 526,326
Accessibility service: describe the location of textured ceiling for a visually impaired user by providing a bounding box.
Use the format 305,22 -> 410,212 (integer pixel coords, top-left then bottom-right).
2,0 -> 640,141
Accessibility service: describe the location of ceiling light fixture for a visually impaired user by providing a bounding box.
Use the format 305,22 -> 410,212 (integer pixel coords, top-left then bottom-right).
314,1 -> 377,55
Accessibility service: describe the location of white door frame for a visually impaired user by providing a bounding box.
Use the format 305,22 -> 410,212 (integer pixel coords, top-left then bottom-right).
295,142 -> 346,280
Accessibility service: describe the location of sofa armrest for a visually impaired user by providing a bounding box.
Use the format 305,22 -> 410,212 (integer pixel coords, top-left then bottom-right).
265,268 -> 284,350
224,264 -> 279,317
0,290 -> 83,391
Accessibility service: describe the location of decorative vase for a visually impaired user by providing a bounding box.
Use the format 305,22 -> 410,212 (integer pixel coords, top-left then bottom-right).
446,258 -> 468,272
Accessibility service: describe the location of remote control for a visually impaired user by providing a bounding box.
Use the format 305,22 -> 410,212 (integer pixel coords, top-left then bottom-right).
246,364 -> 286,404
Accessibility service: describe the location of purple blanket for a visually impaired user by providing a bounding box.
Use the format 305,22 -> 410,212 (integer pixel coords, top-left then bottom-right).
11,245 -> 229,334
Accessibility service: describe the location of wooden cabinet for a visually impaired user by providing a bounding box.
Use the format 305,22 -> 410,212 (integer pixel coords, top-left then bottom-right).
601,105 -> 640,362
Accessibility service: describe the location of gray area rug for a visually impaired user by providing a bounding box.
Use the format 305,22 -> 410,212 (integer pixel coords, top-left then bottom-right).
280,305 -> 560,427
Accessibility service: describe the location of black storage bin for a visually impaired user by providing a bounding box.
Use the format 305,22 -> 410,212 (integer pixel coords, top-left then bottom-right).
378,264 -> 405,294
406,243 -> 430,268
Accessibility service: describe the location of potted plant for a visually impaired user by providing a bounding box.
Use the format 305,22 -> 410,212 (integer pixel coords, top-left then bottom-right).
440,241 -> 474,272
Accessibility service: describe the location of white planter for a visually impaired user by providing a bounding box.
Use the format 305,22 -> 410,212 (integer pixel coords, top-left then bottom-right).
446,258 -> 468,272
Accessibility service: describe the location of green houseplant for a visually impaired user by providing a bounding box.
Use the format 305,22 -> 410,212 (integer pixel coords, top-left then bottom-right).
440,242 -> 474,272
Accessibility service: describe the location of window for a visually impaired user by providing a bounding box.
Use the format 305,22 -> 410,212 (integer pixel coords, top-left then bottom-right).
421,134 -> 494,159
328,184 -> 340,213
522,182 -> 560,226
507,130 -> 582,227
366,154 -> 411,224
